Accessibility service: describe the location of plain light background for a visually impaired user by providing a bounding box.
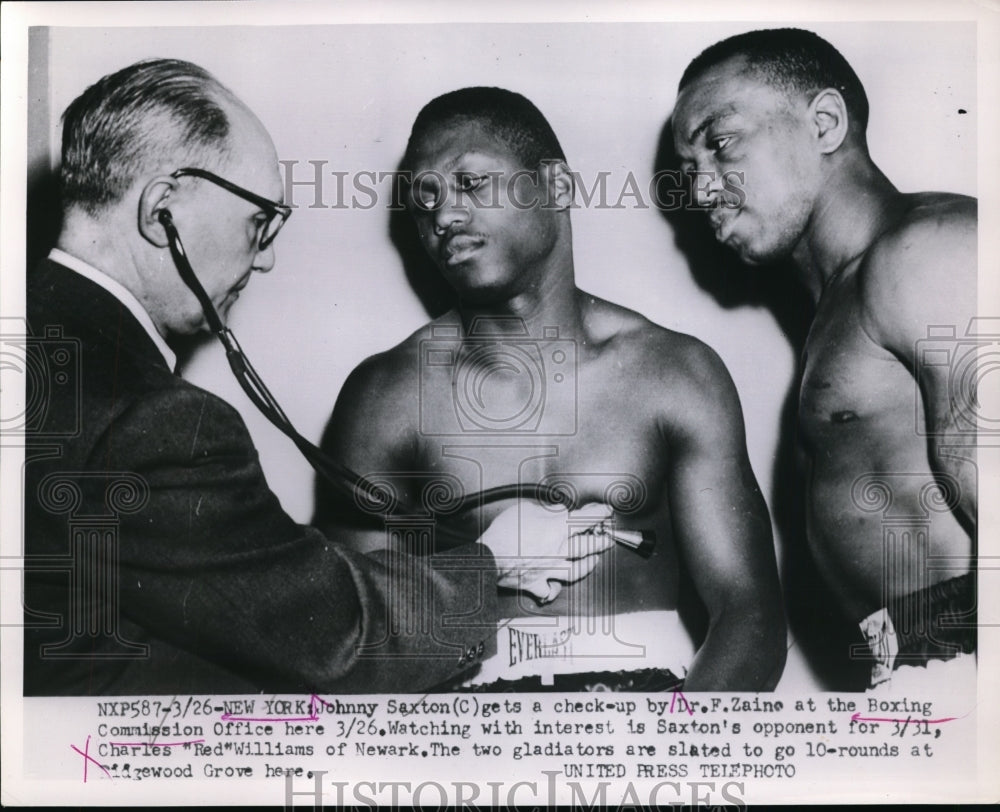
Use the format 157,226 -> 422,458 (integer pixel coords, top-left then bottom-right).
28,21 -> 977,689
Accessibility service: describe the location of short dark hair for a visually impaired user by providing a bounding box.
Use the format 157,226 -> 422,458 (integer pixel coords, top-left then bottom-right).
402,86 -> 566,172
60,58 -> 233,215
679,28 -> 869,134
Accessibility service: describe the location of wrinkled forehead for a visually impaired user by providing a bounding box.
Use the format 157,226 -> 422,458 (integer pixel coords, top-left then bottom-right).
407,118 -> 522,173
672,56 -> 789,144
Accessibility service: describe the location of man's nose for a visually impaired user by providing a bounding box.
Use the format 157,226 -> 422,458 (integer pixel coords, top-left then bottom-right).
433,188 -> 471,234
690,169 -> 726,208
252,240 -> 277,273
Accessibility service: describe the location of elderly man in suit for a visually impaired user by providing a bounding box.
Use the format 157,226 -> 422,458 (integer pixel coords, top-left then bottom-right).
23,58 -> 611,695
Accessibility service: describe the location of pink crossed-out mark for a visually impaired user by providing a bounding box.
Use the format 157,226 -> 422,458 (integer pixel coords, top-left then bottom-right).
850,711 -> 957,725
69,735 -> 111,783
220,693 -> 332,723
108,739 -> 205,747
670,690 -> 694,716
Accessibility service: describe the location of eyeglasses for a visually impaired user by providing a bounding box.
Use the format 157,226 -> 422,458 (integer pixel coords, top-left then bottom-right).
171,167 -> 292,250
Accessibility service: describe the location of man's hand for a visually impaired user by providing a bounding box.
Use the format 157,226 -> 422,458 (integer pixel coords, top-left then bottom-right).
478,502 -> 615,603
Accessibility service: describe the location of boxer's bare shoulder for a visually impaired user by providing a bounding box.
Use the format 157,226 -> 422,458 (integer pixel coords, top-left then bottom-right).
578,292 -> 748,442
858,193 -> 976,351
318,316 -> 456,473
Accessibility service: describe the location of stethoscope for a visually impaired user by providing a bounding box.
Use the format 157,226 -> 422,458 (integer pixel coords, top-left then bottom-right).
159,209 -> 652,554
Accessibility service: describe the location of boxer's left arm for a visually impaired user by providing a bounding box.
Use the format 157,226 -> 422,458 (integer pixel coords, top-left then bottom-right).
860,199 -> 978,535
662,340 -> 786,690
314,350 -> 423,551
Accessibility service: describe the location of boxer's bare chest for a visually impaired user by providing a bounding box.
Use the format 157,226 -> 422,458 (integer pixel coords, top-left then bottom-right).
411,345 -> 671,527
409,343 -> 680,615
799,267 -> 915,467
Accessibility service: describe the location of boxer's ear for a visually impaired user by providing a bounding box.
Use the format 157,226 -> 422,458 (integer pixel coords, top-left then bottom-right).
811,88 -> 849,155
138,176 -> 179,247
540,160 -> 574,211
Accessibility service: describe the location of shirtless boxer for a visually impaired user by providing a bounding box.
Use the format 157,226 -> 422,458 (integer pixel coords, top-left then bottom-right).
672,29 -> 977,689
315,87 -> 786,691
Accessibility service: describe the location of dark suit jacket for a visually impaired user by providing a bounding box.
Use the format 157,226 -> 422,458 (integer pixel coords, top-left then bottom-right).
24,260 -> 497,695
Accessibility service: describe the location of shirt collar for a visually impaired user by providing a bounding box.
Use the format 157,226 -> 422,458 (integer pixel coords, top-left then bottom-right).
49,248 -> 178,372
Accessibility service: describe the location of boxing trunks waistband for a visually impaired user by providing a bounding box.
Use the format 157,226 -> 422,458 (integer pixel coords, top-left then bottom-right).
858,572 -> 976,688
451,609 -> 694,692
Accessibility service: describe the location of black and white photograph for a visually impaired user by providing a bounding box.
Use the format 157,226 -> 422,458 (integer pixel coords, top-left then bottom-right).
2,0 -> 997,806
